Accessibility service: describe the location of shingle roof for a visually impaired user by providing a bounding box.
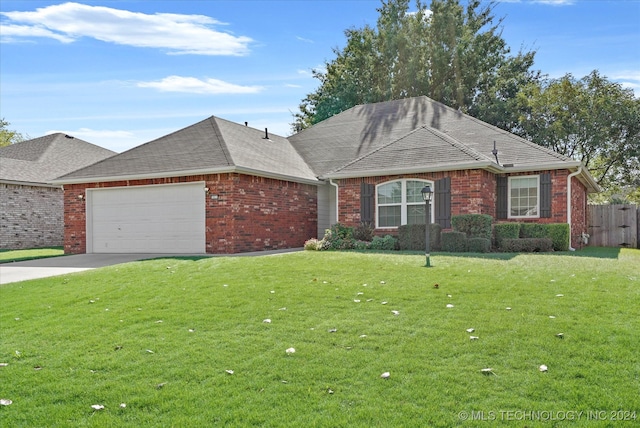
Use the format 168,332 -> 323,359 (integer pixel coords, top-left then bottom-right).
56,116 -> 318,184
288,96 -> 573,178
0,133 -> 116,185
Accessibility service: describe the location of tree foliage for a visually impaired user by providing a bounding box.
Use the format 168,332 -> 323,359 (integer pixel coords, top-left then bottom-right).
292,0 -> 538,131
515,71 -> 640,194
0,118 -> 27,147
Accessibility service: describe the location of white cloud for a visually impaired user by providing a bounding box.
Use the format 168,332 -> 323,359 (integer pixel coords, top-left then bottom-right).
137,75 -> 263,94
296,36 -> 314,43
0,2 -> 252,55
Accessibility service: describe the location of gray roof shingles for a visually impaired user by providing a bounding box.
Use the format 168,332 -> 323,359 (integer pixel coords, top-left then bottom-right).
0,133 -> 116,184
52,96 -> 594,189
288,96 -> 573,178
58,116 -> 317,183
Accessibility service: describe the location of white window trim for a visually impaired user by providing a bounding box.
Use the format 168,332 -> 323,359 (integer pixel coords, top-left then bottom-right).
375,179 -> 434,228
507,175 -> 540,219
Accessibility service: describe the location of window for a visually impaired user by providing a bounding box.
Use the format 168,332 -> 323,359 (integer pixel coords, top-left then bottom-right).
376,179 -> 433,228
508,176 -> 539,218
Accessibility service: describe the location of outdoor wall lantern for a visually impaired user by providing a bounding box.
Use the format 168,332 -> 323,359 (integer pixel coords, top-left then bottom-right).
421,185 -> 433,267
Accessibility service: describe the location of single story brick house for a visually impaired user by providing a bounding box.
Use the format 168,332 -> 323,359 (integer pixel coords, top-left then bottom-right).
53,96 -> 599,254
0,133 -> 115,249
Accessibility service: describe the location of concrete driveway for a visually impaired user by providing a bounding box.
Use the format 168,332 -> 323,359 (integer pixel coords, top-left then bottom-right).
0,253 -> 204,285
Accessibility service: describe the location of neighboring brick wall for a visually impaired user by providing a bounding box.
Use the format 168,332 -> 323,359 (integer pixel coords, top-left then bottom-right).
63,174 -> 317,255
0,183 -> 63,249
334,169 -> 581,238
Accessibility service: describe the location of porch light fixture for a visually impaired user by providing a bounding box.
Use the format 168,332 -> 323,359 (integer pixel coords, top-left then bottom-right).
421,185 -> 433,267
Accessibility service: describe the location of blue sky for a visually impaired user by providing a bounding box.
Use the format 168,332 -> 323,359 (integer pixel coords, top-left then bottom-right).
1,0 -> 638,153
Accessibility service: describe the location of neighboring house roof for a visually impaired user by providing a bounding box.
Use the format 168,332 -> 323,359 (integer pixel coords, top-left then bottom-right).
0,133 -> 116,186
56,116 -> 318,184
288,96 -> 599,192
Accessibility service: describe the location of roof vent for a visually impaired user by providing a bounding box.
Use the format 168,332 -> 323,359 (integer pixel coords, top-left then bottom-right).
492,140 -> 500,166
64,134 -> 74,139
263,128 -> 270,140
245,122 -> 248,127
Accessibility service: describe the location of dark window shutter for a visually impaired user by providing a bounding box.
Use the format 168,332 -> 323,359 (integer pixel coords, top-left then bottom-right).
497,176 -> 508,219
435,177 -> 451,229
360,183 -> 374,224
540,173 -> 552,218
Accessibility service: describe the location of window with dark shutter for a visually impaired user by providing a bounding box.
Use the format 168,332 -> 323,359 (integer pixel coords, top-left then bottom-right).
435,177 -> 451,229
540,173 -> 552,218
497,176 -> 508,219
360,182 -> 374,224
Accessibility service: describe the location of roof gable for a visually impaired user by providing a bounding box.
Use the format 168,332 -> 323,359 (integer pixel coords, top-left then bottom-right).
289,96 -> 573,178
57,117 -> 317,183
0,133 -> 116,184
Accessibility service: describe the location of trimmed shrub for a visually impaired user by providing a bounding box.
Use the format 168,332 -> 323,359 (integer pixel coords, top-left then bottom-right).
304,238 -> 320,251
370,235 -> 398,251
521,223 -> 547,239
451,214 -> 493,240
467,237 -> 491,253
547,223 -> 570,251
398,223 -> 442,251
502,238 -> 553,252
494,223 -> 521,249
441,231 -> 468,252
354,222 -> 375,242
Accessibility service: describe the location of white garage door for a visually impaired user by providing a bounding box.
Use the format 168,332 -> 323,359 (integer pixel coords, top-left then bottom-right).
88,183 -> 205,254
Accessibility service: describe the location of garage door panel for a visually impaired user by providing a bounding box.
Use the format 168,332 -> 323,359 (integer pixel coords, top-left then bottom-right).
89,183 -> 205,254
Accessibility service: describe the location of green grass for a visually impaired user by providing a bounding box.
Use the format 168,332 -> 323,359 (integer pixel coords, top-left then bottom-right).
0,247 -> 64,264
1,248 -> 639,426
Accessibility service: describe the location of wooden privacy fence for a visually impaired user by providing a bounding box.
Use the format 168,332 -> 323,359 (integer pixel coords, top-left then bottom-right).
587,204 -> 639,248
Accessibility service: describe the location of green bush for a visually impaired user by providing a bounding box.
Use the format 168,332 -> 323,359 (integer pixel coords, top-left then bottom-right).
467,237 -> 491,253
441,231 -> 468,252
398,223 -> 442,251
370,235 -> 398,251
494,223 -> 521,249
547,223 -> 570,251
521,223 -> 547,239
354,222 -> 375,241
502,238 -> 553,252
451,214 -> 493,240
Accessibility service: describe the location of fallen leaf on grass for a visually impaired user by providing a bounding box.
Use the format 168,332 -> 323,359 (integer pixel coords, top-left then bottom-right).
120,403 -> 126,408
539,365 -> 548,372
91,404 -> 105,410
225,370 -> 234,375
0,363 -> 8,367
0,399 -> 12,406
380,372 -> 390,379
353,299 -> 361,303
381,301 -> 388,305
466,328 -> 475,333
146,350 -> 154,354
285,348 -> 296,354
391,310 -> 400,316
556,294 -> 564,297
480,368 -> 496,376
156,382 -> 166,389
506,307 -> 512,311
328,328 -> 337,333
470,336 -> 479,340
556,333 -> 564,339
446,304 -> 454,308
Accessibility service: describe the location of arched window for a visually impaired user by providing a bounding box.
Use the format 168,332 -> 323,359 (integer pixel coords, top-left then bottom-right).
376,179 -> 433,228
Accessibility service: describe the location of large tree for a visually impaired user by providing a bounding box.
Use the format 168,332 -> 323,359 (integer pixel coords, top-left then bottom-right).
0,118 -> 27,147
292,0 -> 538,130
515,71 -> 640,196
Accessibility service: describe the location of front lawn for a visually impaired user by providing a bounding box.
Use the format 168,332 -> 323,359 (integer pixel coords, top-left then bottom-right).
1,248 -> 638,426
0,247 -> 64,264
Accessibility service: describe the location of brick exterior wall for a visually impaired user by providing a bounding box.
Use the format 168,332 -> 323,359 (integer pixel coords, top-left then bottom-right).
0,183 -> 64,249
333,168 -> 587,247
63,174 -> 317,254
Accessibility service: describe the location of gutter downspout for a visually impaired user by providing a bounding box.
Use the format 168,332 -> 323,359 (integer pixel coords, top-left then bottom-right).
329,179 -> 339,225
567,166 -> 582,251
